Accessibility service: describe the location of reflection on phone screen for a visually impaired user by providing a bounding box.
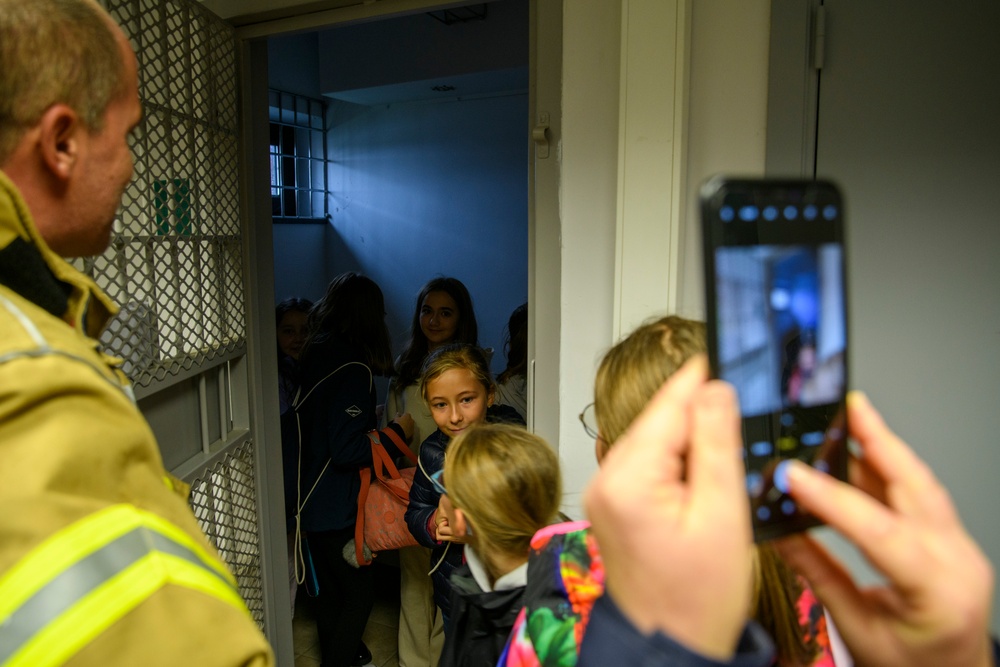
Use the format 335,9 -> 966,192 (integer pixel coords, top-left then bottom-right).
715,242 -> 847,537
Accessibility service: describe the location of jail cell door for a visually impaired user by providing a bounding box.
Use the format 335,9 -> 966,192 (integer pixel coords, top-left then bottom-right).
88,0 -> 289,653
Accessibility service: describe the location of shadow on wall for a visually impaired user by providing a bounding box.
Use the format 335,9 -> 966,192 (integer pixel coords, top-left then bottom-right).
273,222 -> 361,305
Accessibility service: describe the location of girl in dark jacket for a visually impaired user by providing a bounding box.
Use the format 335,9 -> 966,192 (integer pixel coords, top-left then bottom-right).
290,272 -> 414,667
403,343 -> 522,627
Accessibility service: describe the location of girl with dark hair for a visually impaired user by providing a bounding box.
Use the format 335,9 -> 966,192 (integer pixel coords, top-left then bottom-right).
289,272 -> 414,667
495,302 -> 528,420
275,296 -> 312,619
276,297 -> 312,415
394,277 -> 479,396
386,277 -> 480,667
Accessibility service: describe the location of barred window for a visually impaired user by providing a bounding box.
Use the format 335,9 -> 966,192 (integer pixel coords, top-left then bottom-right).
269,90 -> 328,221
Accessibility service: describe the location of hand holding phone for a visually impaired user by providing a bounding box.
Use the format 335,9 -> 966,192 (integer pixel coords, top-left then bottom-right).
700,177 -> 849,541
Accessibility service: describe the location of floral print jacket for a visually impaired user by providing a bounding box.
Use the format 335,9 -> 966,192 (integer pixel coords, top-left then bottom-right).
499,522 -> 603,667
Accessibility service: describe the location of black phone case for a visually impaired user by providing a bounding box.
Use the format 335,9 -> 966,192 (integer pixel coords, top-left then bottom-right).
700,176 -> 850,542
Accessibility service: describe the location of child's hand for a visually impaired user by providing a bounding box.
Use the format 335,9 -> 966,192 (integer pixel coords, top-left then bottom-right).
435,495 -> 469,543
393,412 -> 415,441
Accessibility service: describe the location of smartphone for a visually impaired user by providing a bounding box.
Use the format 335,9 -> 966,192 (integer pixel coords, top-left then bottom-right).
700,177 -> 849,542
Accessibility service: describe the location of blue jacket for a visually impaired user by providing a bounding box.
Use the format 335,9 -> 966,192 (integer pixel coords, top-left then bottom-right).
580,594 -> 1000,667
578,595 -> 775,667
286,334 -> 405,533
404,404 -> 524,614
405,429 -> 464,613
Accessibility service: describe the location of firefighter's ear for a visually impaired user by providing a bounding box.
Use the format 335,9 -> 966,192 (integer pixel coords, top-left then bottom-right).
37,104 -> 84,181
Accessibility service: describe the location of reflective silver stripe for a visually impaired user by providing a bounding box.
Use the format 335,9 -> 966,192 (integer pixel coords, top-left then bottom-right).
0,294 -> 134,398
0,526 -> 236,663
0,294 -> 49,349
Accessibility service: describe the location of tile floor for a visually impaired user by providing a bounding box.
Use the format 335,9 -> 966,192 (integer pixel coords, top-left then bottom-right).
293,560 -> 402,667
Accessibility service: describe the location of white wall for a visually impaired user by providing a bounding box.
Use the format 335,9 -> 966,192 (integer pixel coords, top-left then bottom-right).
555,0 -> 623,516
556,0 -> 772,517
564,1 -> 1000,637
768,2 -> 1000,632
678,1 -> 771,319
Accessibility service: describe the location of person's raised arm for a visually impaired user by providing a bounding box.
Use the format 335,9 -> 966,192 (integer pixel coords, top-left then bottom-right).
776,391 -> 996,667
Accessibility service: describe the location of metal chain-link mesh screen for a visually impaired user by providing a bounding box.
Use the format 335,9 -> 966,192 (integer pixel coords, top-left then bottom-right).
90,0 -> 265,631
189,441 -> 265,629
78,0 -> 245,388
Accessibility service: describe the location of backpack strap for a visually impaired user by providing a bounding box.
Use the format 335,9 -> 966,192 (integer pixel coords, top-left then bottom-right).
354,464 -> 375,566
354,429 -> 418,566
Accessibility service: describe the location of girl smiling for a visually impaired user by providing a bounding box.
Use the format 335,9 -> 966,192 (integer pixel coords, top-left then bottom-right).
404,343 -> 523,630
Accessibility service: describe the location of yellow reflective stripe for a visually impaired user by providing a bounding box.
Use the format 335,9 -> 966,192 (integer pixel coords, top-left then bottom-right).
7,551 -> 248,667
0,504 -> 235,620
9,552 -> 160,667
130,506 -> 236,586
0,505 -> 139,620
0,505 -> 247,667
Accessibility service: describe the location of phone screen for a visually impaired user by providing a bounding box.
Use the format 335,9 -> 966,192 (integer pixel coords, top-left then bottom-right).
700,177 -> 849,541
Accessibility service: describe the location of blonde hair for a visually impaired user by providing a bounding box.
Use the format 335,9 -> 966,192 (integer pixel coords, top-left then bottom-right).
752,544 -> 817,666
419,343 -> 495,405
594,315 -> 706,446
445,423 -> 562,584
0,0 -> 126,163
593,314 -> 817,666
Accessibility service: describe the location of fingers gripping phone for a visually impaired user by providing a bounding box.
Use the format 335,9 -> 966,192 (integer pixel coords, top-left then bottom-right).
700,177 -> 849,542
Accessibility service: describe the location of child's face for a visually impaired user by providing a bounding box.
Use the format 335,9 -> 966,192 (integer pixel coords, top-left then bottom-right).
427,368 -> 493,438
419,290 -> 459,351
277,310 -> 309,360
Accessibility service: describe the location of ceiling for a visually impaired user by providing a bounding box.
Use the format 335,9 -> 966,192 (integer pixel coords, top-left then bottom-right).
260,0 -> 528,106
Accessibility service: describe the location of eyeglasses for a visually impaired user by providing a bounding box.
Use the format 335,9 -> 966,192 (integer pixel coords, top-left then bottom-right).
579,402 -> 600,440
429,469 -> 447,496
